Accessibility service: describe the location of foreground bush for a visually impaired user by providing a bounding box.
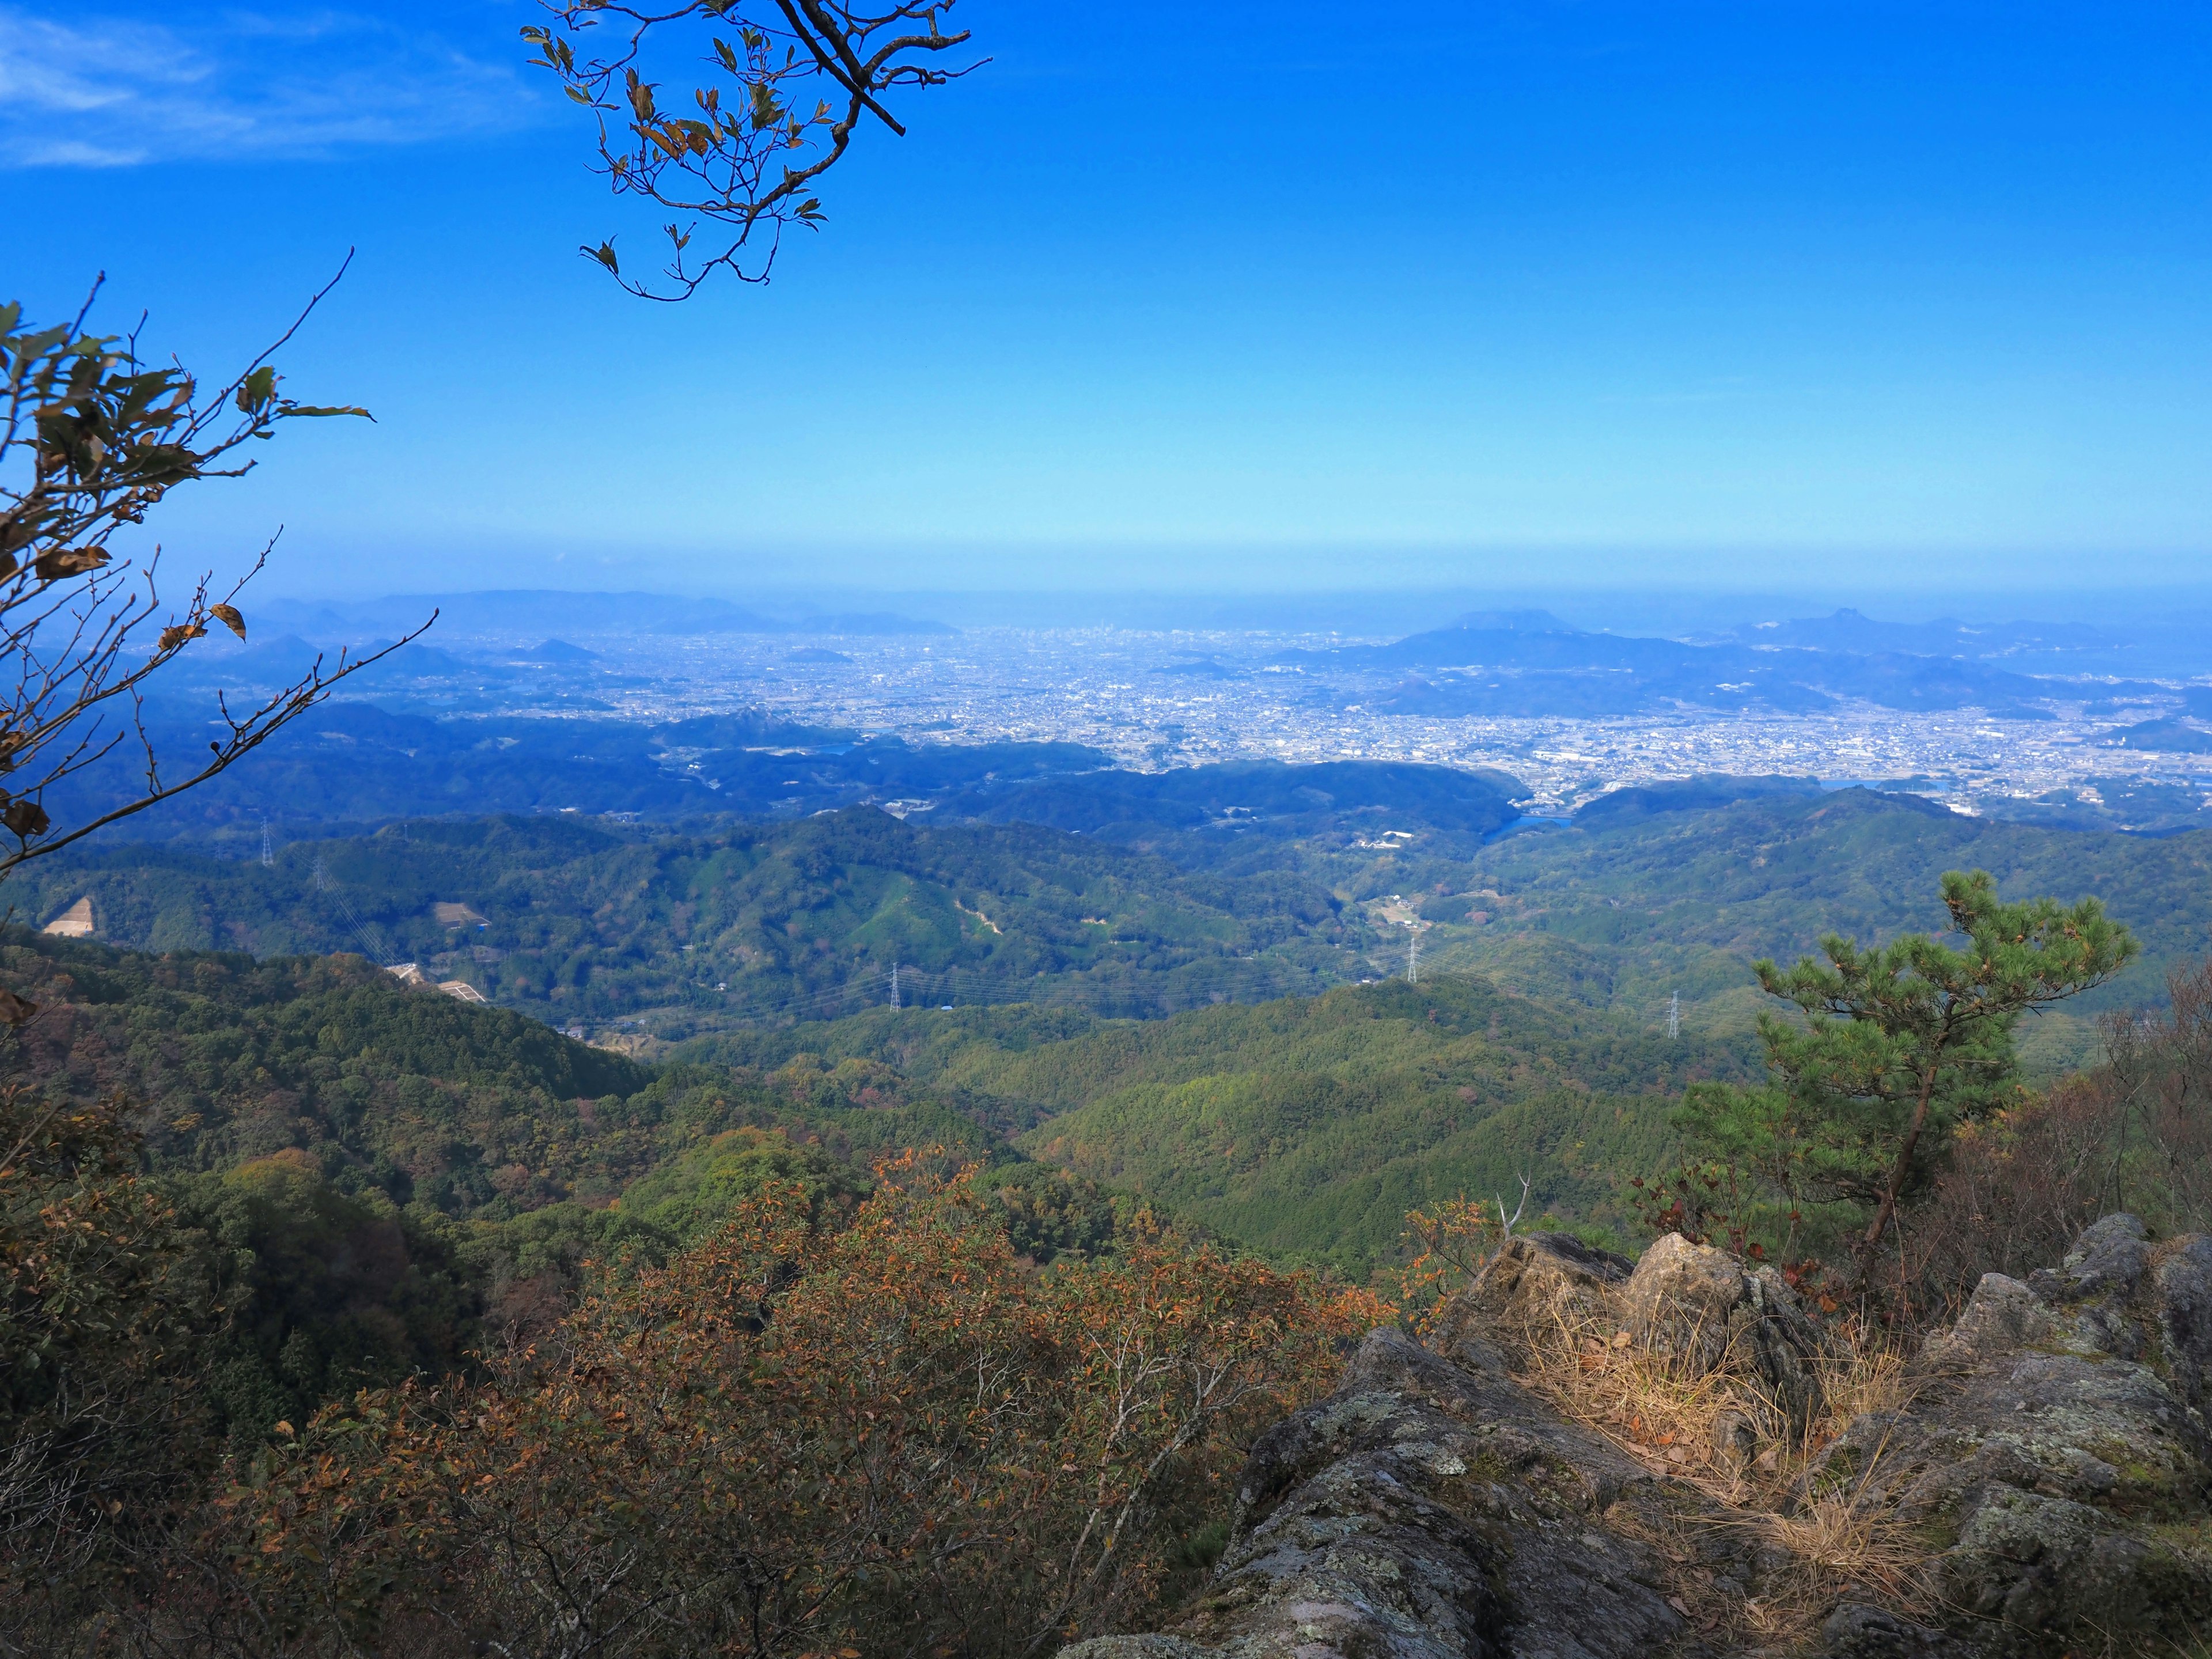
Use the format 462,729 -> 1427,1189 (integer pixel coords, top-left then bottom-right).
0,1087 -> 221,1650
166,1158 -> 1382,1659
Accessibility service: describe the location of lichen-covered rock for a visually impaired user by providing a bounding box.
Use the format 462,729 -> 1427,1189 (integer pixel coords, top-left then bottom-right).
2029,1212 -> 2150,1304
1062,1219 -> 2212,1659
1820,1603 -> 1955,1658
1615,1232 -> 1824,1433
1434,1232 -> 1631,1347
1817,1217 -> 2212,1658
1200,1327 -> 1694,1659
1058,1324 -> 1717,1659
1915,1275 -> 2091,1374
2153,1233 -> 2212,1416
1615,1233 -> 1748,1365
2027,1211 -> 2153,1359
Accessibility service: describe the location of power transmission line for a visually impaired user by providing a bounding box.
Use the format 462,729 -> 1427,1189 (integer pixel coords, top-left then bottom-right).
308,852 -> 395,965
695,953 -> 1327,1031
327,891 -> 392,966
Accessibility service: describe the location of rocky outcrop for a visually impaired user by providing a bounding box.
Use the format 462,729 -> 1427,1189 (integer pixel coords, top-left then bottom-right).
1815,1213 -> 2212,1656
1062,1220 -> 2212,1659
1613,1232 -> 1824,1434
1078,1323 -> 1699,1659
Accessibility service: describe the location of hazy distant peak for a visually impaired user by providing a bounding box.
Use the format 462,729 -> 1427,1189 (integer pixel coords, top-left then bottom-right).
1575,773 -> 1824,825
1741,608 -> 2112,658
517,639 -> 597,662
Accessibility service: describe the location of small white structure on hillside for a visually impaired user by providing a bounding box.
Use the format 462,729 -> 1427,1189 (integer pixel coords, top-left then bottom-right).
42,897 -> 93,938
382,962 -> 487,1004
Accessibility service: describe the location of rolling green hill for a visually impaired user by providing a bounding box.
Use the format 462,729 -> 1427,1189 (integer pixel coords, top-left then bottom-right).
1007,976 -> 1749,1277
13,808 -> 1368,1033
26,785 -> 2208,1076
5,919 -> 1754,1289
16,783 -> 2206,1294
1254,787 -> 2212,1071
0,929 -> 1046,1441
0,929 -> 1007,1223
681,975 -> 1760,1278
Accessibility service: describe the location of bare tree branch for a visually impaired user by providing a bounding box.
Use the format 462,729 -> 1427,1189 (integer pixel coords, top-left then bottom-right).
0,263 -> 429,944
522,2 -> 982,299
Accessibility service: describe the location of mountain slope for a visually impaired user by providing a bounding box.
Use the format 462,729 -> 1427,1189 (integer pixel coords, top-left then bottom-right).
1289,787 -> 2212,1066
941,759 -> 1521,842
14,808 -> 1364,1031
674,976 -> 1758,1278
1286,615 -> 2113,717
1003,976 -> 1751,1276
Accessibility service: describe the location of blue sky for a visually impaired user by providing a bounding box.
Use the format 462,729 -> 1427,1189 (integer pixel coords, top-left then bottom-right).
6,2 -> 2211,600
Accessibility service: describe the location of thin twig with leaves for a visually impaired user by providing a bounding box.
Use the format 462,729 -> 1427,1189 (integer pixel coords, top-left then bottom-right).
0,260 -> 433,921
524,2 -> 980,298
1395,1173 -> 1533,1336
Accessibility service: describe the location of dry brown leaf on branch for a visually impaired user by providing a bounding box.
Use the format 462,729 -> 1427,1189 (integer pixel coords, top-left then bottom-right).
32,546 -> 110,580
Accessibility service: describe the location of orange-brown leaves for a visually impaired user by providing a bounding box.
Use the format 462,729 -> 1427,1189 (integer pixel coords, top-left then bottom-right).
215,1156 -> 1370,1659
1395,1194 -> 1508,1335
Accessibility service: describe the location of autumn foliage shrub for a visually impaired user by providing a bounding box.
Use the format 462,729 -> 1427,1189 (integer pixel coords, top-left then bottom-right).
0,1086 -> 223,1653
1393,1190 -> 1539,1335
181,1157 -> 1383,1659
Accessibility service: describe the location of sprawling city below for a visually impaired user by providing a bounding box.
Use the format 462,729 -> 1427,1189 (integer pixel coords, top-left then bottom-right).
641,628 -> 2199,817
243,592 -> 2212,831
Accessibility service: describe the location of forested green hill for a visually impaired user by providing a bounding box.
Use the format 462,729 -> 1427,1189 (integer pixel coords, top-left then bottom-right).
680,976 -> 1760,1277
0,929 -> 1047,1444
1257,787 -> 2212,1069
14,808 -> 1362,1031
25,786 -> 2210,1074
9,766 -> 2198,1426
0,930 -> 1009,1221
7,917 -> 1745,1293
1006,975 -> 1745,1276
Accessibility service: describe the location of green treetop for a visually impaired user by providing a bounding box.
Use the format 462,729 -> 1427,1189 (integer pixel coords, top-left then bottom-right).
1676,869 -> 2136,1263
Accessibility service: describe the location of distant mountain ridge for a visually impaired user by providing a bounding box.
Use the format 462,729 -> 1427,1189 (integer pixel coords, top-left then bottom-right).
941,758 -> 1524,841
1573,774 -> 1830,825
253,590 -> 957,643
1286,609 -> 2152,718
1730,606 -> 2113,658
39,702 -> 1113,843
2105,717 -> 2212,754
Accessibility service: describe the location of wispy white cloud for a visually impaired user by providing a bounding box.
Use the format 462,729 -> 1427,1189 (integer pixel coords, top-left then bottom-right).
0,6 -> 540,168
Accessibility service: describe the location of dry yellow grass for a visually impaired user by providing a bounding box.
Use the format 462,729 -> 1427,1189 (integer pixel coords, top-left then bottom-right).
1504,1300 -> 1936,1647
